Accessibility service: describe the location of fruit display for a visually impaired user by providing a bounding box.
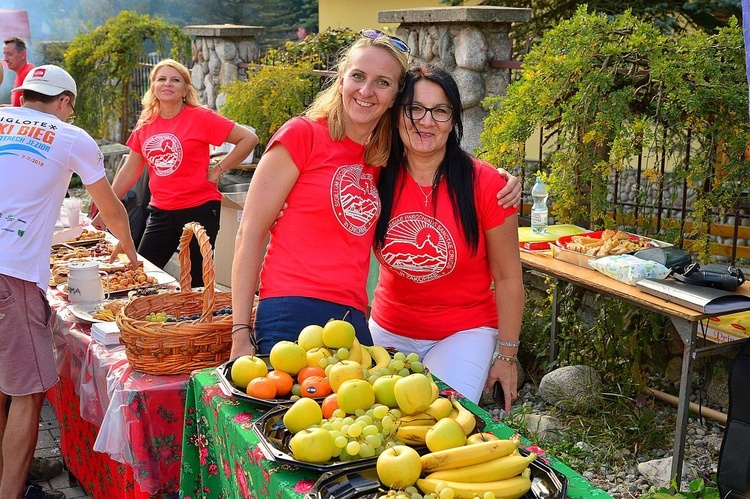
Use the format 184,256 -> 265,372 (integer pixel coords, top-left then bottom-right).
233,319 -> 554,498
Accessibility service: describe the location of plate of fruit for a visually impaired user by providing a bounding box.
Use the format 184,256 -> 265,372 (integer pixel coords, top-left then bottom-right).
251,344 -> 481,472
304,444 -> 567,499
217,319 -> 381,407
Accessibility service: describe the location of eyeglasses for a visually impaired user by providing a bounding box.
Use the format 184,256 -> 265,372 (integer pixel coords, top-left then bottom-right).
63,96 -> 76,124
404,104 -> 454,122
360,28 -> 410,54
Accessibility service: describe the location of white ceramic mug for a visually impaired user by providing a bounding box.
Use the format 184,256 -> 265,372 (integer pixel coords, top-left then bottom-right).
67,261 -> 109,303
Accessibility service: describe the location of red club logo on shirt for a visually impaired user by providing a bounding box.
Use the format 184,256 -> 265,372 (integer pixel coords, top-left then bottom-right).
331,165 -> 380,235
142,133 -> 183,176
377,212 -> 456,283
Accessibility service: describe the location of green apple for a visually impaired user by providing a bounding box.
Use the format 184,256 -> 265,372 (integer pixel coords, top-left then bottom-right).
269,340 -> 307,375
282,397 -> 323,434
322,319 -> 355,350
327,359 -> 364,392
297,324 -> 325,350
393,373 -> 433,415
465,432 -> 500,445
376,444 -> 422,488
306,347 -> 332,368
230,355 -> 269,389
289,428 -> 335,463
425,417 -> 467,452
372,374 -> 402,408
336,379 -> 376,414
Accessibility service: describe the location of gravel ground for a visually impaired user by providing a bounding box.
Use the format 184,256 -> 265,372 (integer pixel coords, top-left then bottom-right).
480,383 -> 723,498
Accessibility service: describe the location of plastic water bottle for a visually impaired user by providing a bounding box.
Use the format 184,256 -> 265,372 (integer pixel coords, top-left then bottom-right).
530,176 -> 548,234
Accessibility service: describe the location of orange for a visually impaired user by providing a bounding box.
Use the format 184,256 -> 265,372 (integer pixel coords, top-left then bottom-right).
266,370 -> 294,397
297,366 -> 327,384
300,376 -> 332,398
246,377 -> 277,400
321,393 -> 339,419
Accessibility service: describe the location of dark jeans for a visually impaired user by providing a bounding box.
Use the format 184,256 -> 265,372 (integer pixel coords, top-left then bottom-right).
138,201 -> 221,288
253,296 -> 373,354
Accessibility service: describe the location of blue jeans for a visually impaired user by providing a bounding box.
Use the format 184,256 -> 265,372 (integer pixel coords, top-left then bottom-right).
253,296 -> 372,354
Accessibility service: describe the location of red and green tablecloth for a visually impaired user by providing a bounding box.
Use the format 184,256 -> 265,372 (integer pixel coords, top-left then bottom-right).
179,369 -> 612,499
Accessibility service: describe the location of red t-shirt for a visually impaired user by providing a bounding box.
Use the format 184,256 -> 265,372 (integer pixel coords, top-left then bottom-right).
11,63 -> 35,107
371,159 -> 518,340
126,106 -> 234,210
258,117 -> 381,312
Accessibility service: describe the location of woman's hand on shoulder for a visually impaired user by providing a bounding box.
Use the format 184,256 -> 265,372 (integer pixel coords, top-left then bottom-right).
496,168 -> 522,208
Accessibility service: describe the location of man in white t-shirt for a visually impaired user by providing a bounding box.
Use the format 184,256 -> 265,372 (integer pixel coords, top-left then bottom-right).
0,65 -> 139,499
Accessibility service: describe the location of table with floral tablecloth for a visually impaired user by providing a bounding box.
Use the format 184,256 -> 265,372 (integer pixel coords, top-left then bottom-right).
47,286 -> 188,498
179,369 -> 612,499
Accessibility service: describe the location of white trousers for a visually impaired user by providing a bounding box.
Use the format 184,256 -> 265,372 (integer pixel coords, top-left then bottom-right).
368,318 -> 497,404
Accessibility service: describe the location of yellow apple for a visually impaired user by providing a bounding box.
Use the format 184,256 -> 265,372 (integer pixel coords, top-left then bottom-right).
289,428 -> 335,463
393,373 -> 433,414
327,360 -> 364,392
372,374 -> 402,408
336,379 -> 376,414
376,445 -> 422,488
306,347 -> 332,368
425,417 -> 467,452
269,340 -> 307,375
230,355 -> 269,390
297,324 -> 325,350
466,432 -> 500,445
322,319 -> 355,350
282,397 -> 323,434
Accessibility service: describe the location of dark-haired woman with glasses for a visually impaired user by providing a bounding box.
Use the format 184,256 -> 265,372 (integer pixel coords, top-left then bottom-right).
230,32 -> 522,358
370,64 -> 525,411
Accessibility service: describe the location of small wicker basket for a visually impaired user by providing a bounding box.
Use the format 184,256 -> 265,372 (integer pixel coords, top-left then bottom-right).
117,222 -> 233,375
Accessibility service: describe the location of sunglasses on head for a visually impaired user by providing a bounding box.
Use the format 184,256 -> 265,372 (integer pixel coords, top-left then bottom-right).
360,28 -> 410,54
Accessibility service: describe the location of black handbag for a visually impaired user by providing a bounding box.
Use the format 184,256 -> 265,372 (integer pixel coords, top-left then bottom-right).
634,247 -> 693,274
673,263 -> 746,292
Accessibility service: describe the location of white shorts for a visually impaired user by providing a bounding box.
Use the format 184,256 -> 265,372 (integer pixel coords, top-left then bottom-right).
368,318 -> 496,404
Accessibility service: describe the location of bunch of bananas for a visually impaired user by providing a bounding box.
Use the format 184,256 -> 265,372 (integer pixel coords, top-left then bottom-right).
416,435 -> 535,499
395,398 -> 476,447
362,343 -> 391,371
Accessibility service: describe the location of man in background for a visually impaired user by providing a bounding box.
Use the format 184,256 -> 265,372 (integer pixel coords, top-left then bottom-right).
3,36 -> 34,107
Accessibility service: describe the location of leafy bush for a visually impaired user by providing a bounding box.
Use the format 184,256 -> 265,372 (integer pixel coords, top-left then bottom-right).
264,28 -> 358,70
481,6 -> 750,260
220,28 -> 357,150
220,63 -> 322,150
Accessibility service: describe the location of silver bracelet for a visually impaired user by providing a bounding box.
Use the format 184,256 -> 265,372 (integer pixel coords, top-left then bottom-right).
496,338 -> 520,349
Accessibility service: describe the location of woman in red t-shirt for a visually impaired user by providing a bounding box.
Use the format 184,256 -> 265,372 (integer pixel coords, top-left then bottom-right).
98,59 -> 258,286
370,64 -> 525,411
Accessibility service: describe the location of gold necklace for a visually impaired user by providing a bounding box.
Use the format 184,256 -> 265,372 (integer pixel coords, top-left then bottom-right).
416,182 -> 434,207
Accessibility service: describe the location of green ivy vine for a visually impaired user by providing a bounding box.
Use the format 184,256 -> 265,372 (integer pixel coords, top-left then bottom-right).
64,10 -> 190,143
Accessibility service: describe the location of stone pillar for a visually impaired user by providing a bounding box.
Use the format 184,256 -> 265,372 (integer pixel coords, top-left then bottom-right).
184,24 -> 265,110
379,7 -> 530,155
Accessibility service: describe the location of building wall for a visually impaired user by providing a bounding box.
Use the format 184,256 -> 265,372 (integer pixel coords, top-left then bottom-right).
319,0 -> 481,31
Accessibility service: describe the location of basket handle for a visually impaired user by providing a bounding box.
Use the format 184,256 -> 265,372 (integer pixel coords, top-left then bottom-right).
178,222 -> 217,322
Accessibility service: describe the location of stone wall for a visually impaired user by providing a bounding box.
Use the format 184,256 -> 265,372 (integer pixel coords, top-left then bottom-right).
379,7 -> 531,154
184,24 -> 265,111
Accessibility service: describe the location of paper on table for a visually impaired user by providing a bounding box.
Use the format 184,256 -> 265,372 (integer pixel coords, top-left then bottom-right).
636,278 -> 750,314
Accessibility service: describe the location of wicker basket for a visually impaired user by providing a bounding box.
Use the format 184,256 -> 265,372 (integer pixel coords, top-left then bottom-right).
117,222 -> 233,375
